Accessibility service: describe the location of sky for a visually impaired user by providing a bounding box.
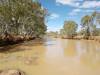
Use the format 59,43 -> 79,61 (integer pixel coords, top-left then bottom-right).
39,0 -> 100,32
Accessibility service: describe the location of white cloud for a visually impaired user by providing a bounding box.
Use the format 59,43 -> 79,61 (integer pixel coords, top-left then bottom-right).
82,9 -> 97,13
68,9 -> 97,16
56,0 -> 81,7
56,0 -> 100,8
49,13 -> 60,19
80,1 -> 100,8
73,9 -> 81,12
69,9 -> 81,16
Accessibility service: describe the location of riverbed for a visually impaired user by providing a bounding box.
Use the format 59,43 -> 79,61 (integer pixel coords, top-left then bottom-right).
0,38 -> 100,75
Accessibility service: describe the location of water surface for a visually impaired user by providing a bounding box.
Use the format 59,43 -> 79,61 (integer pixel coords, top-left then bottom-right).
0,38 -> 100,75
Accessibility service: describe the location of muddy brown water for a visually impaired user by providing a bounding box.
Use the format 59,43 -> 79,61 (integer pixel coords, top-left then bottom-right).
0,38 -> 100,75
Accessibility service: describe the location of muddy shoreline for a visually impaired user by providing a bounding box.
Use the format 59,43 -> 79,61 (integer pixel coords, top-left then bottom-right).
61,36 -> 100,43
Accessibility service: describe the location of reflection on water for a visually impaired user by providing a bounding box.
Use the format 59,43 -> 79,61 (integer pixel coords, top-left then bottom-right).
45,39 -> 64,63
0,38 -> 100,75
79,40 -> 100,68
63,40 -> 77,57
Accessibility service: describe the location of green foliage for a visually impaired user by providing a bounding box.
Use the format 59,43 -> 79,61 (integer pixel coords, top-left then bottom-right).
81,15 -> 92,36
96,12 -> 100,25
81,12 -> 100,37
47,31 -> 58,38
62,21 -> 78,37
0,0 -> 47,38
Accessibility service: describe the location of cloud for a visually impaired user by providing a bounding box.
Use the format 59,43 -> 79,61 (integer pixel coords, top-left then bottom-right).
56,0 -> 100,8
73,9 -> 81,12
69,9 -> 81,16
56,0 -> 81,7
80,1 -> 100,8
49,13 -> 60,19
68,9 -> 97,16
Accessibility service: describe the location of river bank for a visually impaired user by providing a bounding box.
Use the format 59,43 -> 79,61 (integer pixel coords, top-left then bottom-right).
0,34 -> 42,46
61,36 -> 100,43
74,36 -> 100,43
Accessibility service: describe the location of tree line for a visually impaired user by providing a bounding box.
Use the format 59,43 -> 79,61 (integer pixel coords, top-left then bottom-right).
60,11 -> 100,39
0,0 -> 47,45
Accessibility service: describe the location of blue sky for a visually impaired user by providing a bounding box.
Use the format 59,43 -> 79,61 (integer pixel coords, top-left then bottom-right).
39,0 -> 100,32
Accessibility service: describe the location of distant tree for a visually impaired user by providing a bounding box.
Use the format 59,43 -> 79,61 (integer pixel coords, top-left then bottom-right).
92,25 -> 100,36
47,31 -> 58,38
81,12 -> 100,38
92,11 -> 100,25
60,29 -> 65,37
81,15 -> 92,38
62,21 -> 78,38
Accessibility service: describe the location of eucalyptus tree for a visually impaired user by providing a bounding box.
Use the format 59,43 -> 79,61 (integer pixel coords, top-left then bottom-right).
92,12 -> 100,36
0,0 -> 34,35
81,12 -> 100,38
81,15 -> 92,38
32,2 -> 47,38
92,25 -> 100,36
92,11 -> 100,25
60,29 -> 65,38
0,0 -> 47,41
62,20 -> 78,38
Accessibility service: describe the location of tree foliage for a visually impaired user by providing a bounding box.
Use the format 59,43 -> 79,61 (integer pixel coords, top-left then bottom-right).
81,15 -> 92,37
81,12 -> 100,37
0,0 -> 47,42
60,21 -> 78,38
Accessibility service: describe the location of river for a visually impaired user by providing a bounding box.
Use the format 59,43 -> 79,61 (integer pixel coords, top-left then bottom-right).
0,38 -> 100,75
